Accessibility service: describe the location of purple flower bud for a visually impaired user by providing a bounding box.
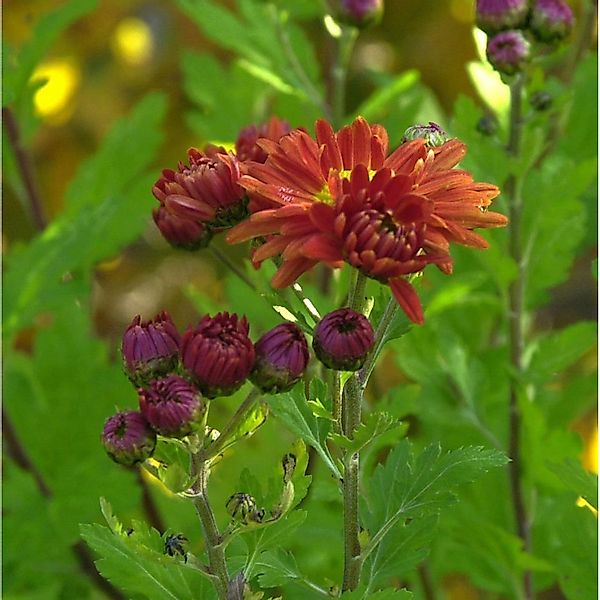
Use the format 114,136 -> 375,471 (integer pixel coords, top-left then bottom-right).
402,122 -> 448,148
313,308 -> 375,371
486,30 -> 531,76
337,0 -> 384,28
152,205 -> 213,250
235,117 -> 292,164
122,312 -> 181,387
530,0 -> 574,43
102,411 -> 156,466
250,323 -> 309,393
181,312 -> 255,398
139,375 -> 204,437
475,0 -> 530,35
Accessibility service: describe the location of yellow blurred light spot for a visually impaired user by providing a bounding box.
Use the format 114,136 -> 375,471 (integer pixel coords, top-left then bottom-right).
31,59 -> 79,125
576,496 -> 598,516
450,0 -> 474,23
111,17 -> 154,66
583,423 -> 598,474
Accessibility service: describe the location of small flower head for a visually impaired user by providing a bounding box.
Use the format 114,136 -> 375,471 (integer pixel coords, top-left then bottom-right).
475,0 -> 530,34
337,0 -> 384,28
152,205 -> 213,250
235,117 -> 292,164
102,411 -> 156,466
152,146 -> 248,240
250,322 -> 309,393
402,122 -> 448,148
139,375 -> 204,437
476,114 -> 499,136
181,312 -> 255,398
530,90 -> 553,111
486,30 -> 531,75
122,312 -> 181,387
313,308 -> 375,371
530,0 -> 574,43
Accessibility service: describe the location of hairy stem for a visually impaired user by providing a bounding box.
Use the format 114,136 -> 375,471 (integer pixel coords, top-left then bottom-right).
191,453 -> 229,599
506,74 -> 533,600
341,272 -> 369,591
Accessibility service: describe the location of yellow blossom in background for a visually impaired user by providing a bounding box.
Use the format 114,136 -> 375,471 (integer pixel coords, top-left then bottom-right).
31,58 -> 80,125
111,17 -> 154,67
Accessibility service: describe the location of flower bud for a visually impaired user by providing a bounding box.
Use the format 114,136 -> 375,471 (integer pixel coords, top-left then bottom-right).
313,308 -> 375,371
486,30 -> 530,76
475,0 -> 530,34
476,114 -> 499,136
336,0 -> 384,28
226,492 -> 265,524
530,90 -> 553,111
402,122 -> 448,148
235,117 -> 292,164
529,0 -> 574,43
139,375 -> 204,438
122,312 -> 181,387
250,323 -> 309,393
102,411 -> 156,466
181,312 -> 255,398
152,205 -> 213,250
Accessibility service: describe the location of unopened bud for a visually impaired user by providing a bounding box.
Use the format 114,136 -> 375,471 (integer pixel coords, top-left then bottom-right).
486,30 -> 530,76
475,0 -> 530,35
226,492 -> 265,524
337,0 -> 384,28
102,411 -> 156,466
530,90 -> 553,111
530,0 -> 574,43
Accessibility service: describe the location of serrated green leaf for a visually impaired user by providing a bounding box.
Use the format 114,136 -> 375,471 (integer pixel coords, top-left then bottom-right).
254,548 -> 301,587
329,412 -> 406,455
80,523 -> 214,600
218,401 -> 269,456
268,387 -> 341,479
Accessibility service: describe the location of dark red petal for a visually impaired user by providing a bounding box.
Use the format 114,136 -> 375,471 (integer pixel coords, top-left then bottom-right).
389,278 -> 424,325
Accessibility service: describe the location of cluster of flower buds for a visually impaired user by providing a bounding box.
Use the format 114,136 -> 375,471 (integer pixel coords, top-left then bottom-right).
476,0 -> 574,76
152,117 -> 292,251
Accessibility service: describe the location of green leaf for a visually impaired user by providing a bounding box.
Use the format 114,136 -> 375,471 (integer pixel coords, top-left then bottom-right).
217,401 -> 269,456
341,587 -> 413,599
80,522 -> 215,600
254,548 -> 301,587
3,93 -> 166,342
547,459 -> 598,510
3,0 -> 98,106
267,387 -> 341,479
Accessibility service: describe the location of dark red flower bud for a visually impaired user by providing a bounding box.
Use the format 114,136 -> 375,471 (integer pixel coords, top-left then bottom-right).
102,411 -> 156,466
486,30 -> 530,76
530,0 -> 574,43
402,122 -> 448,147
250,323 -> 309,393
235,117 -> 292,164
313,308 -> 375,371
152,205 -> 213,250
122,312 -> 181,387
152,146 -> 248,235
475,0 -> 530,34
181,312 -> 255,398
337,0 -> 384,28
139,375 -> 204,437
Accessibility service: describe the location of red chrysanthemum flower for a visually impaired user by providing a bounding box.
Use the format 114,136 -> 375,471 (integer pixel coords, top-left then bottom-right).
227,117 -> 507,324
152,145 -> 248,240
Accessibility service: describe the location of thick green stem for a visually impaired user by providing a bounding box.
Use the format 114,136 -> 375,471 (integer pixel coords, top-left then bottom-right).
506,74 -> 533,600
341,272 -> 368,591
191,454 -> 229,599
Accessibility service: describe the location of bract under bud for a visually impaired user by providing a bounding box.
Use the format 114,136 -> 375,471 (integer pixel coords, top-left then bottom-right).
529,0 -> 574,43
139,375 -> 204,438
250,323 -> 309,393
486,30 -> 530,76
181,312 -> 255,398
337,0 -> 384,28
475,0 -> 530,34
122,311 -> 181,387
402,122 -> 448,147
102,411 -> 156,466
313,308 -> 375,371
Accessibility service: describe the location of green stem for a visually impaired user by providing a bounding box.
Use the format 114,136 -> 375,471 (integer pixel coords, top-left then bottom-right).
331,26 -> 358,128
204,389 -> 261,460
210,246 -> 257,292
506,74 -> 533,600
191,454 -> 229,599
341,271 -> 368,591
332,370 -> 343,434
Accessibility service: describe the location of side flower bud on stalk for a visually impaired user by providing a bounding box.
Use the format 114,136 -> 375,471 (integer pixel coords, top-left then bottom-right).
102,411 -> 157,466
486,30 -> 531,75
250,323 -> 309,393
475,0 -> 530,34
152,205 -> 213,250
337,0 -> 384,28
122,312 -> 181,387
139,375 -> 205,438
529,0 -> 574,43
181,312 -> 255,398
313,308 -> 375,371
